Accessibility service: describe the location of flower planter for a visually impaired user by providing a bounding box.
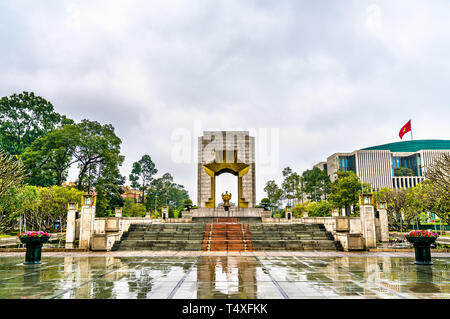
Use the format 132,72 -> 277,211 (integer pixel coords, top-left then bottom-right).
18,233 -> 51,265
406,236 -> 437,265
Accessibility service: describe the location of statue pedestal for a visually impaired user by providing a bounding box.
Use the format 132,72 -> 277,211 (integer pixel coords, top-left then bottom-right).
192,208 -> 264,218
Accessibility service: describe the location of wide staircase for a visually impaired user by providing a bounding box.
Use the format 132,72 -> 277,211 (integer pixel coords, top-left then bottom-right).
248,224 -> 342,251
112,224 -> 205,251
112,220 -> 341,251
202,218 -> 252,252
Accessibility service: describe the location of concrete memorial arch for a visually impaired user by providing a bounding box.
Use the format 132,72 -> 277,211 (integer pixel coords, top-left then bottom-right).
197,131 -> 256,208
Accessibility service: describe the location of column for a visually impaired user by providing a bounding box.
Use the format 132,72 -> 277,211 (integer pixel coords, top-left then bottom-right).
65,209 -> 77,249
360,205 -> 377,249
79,206 -> 95,250
378,208 -> 389,242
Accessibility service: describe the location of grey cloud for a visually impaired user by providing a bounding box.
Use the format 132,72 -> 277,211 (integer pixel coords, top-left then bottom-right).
1,0 -> 450,202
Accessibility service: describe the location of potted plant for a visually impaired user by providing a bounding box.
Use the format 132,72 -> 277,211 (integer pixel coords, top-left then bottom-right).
183,198 -> 193,211
18,231 -> 52,264
260,198 -> 271,211
404,230 -> 439,265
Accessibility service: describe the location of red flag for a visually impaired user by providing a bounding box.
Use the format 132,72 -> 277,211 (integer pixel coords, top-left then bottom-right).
399,120 -> 411,139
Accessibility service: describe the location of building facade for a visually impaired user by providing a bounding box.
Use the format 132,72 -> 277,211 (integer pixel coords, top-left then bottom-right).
317,140 -> 450,191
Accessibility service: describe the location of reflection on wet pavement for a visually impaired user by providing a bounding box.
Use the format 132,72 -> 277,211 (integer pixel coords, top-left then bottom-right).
0,256 -> 448,299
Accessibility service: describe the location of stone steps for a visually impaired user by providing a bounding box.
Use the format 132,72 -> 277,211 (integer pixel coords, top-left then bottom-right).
113,221 -> 342,252
202,219 -> 251,252
113,223 -> 206,251
248,224 -> 341,251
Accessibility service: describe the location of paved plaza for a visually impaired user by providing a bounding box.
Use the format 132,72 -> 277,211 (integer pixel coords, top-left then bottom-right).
0,251 -> 449,299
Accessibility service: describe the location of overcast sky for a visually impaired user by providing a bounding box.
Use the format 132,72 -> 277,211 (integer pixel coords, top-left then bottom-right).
1,1 -> 450,204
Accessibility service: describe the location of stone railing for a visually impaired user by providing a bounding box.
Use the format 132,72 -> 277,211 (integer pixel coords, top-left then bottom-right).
66,205 -> 389,252
298,217 -> 365,251
261,217 -> 293,223
296,210 -> 389,251
0,232 -> 65,247
90,216 -> 193,251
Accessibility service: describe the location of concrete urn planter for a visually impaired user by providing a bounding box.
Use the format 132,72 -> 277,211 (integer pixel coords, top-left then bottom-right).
19,233 -> 51,264
405,232 -> 438,265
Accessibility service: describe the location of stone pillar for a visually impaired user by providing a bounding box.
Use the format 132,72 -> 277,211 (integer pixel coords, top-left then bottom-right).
79,205 -> 95,250
360,205 -> 377,249
65,209 -> 77,249
378,208 -> 389,242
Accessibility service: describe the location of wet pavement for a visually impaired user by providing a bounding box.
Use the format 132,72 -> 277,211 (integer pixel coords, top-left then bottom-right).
0,253 -> 449,299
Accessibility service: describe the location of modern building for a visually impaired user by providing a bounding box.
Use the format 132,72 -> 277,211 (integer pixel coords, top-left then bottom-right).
316,140 -> 450,191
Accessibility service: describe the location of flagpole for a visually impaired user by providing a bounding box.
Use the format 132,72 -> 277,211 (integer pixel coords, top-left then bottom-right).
410,119 -> 413,141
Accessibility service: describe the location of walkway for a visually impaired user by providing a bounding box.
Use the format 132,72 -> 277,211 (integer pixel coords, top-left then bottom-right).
1,250 -> 450,257
0,252 -> 449,299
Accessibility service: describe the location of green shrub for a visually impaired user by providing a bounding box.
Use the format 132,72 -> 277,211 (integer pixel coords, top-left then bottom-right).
122,198 -> 146,217
308,200 -> 332,217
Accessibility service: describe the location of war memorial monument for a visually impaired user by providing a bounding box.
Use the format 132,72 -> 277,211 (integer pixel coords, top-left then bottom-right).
0,131 -> 449,301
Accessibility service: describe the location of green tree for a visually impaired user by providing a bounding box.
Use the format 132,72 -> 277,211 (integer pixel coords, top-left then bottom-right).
373,187 -> 392,204
10,185 -> 40,232
0,92 -> 71,156
129,155 -> 158,205
1,184 -> 84,233
264,180 -> 283,211
302,167 -> 331,202
307,200 -> 332,217
0,152 -> 26,232
122,198 -> 147,217
94,171 -> 126,217
146,173 -> 189,213
73,120 -> 123,193
374,187 -> 400,230
281,167 -> 301,207
375,187 -> 410,231
167,183 -> 189,211
21,124 -> 79,186
0,151 -> 26,198
424,154 -> 450,224
405,183 -> 427,228
37,186 -> 83,231
328,171 -> 370,216
20,119 -> 124,201
0,186 -> 22,233
292,201 -> 310,218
